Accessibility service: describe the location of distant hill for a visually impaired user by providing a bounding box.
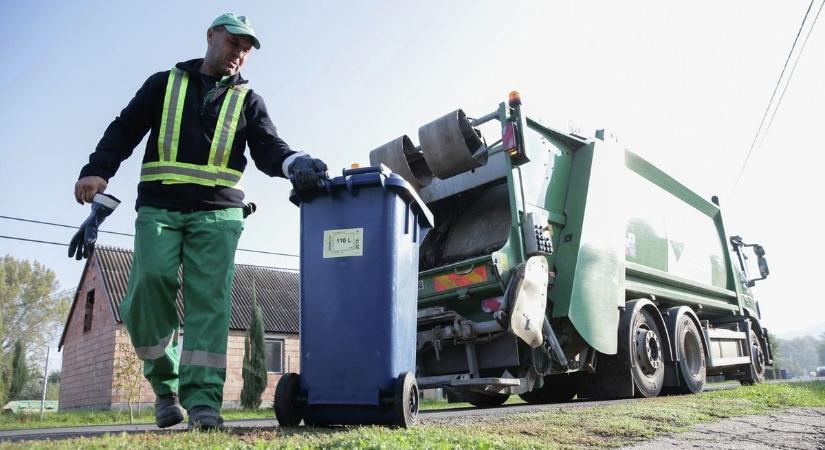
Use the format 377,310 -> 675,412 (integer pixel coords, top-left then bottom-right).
779,322 -> 825,340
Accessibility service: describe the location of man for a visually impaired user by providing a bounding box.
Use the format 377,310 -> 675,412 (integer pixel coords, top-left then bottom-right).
73,13 -> 327,430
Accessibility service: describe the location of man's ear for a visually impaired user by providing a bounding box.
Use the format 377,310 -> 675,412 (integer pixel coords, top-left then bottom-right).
206,27 -> 214,43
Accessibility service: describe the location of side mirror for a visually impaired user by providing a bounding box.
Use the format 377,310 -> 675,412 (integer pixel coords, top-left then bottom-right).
754,245 -> 769,279
731,237 -> 770,287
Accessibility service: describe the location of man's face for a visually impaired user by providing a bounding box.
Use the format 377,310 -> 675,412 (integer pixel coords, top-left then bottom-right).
205,28 -> 254,76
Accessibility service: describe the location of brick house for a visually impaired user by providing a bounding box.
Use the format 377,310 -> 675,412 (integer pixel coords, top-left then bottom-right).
58,246 -> 300,411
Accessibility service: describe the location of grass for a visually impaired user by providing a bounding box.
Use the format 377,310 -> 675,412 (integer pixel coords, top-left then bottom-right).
0,382 -> 823,449
0,408 -> 274,431
0,397 -> 525,431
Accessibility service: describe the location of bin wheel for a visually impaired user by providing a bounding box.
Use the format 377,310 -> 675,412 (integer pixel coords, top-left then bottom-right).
393,372 -> 419,428
274,373 -> 304,427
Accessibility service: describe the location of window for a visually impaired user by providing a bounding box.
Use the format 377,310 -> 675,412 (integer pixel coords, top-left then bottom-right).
264,339 -> 284,373
83,289 -> 95,332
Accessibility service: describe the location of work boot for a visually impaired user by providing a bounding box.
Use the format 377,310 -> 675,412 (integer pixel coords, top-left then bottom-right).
188,405 -> 224,431
155,393 -> 184,428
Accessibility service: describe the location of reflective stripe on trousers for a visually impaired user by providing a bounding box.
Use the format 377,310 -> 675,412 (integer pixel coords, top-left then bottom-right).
133,332 -> 175,360
181,350 -> 227,369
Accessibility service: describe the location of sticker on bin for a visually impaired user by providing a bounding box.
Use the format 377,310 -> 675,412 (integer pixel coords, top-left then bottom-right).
323,228 -> 364,258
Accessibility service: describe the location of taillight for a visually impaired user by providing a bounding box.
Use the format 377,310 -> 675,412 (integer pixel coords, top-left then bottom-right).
481,297 -> 503,313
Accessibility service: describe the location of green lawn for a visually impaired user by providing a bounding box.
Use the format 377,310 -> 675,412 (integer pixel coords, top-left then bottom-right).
0,395 -> 524,430
0,382 -> 823,449
0,408 -> 271,431
0,398 -> 524,431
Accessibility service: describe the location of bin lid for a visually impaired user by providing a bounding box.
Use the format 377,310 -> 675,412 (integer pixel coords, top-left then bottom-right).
291,165 -> 435,229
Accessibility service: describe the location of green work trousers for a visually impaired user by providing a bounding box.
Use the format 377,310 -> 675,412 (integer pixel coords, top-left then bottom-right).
119,206 -> 243,411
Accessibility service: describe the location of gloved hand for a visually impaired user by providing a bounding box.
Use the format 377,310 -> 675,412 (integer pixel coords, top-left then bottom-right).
68,193 -> 121,260
288,155 -> 328,194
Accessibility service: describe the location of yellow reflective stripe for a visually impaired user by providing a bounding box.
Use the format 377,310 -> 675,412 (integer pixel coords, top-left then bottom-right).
145,174 -> 213,187
142,160 -> 217,173
170,71 -> 189,163
208,85 -> 248,170
207,89 -> 232,169
219,86 -> 248,168
156,71 -> 175,162
157,69 -> 189,162
140,162 -> 242,187
222,167 -> 242,177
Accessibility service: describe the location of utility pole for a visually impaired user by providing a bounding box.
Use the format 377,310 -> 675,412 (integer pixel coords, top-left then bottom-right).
39,346 -> 50,419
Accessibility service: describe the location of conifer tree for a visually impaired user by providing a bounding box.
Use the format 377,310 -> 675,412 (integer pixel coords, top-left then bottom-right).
7,340 -> 28,400
241,281 -> 267,409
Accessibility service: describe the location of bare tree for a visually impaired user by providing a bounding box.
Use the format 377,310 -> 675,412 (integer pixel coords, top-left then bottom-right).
112,339 -> 144,423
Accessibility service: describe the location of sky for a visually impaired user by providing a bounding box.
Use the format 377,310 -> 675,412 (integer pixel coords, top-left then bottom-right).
0,1 -> 823,372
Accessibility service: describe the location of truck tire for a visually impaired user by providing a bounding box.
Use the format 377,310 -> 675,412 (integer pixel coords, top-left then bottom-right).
740,329 -> 766,385
579,301 -> 668,400
464,391 -> 510,408
673,315 -> 706,394
519,374 -> 576,404
630,308 -> 666,397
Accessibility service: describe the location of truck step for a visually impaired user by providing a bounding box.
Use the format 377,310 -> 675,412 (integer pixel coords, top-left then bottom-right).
417,375 -> 522,390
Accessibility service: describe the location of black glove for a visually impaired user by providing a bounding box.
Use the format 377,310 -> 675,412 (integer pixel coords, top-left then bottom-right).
68,193 -> 121,260
289,156 -> 328,194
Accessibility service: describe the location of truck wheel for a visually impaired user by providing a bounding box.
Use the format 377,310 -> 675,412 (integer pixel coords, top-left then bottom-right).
630,309 -> 665,397
519,374 -> 577,404
741,329 -> 766,386
393,372 -> 419,428
274,373 -> 304,427
465,391 -> 510,407
673,315 -> 706,394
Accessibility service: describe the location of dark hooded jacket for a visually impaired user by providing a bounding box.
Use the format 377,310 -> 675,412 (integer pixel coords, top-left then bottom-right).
79,58 -> 297,211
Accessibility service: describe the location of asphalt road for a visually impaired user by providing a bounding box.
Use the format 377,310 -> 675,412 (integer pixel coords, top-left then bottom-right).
0,380 -> 806,442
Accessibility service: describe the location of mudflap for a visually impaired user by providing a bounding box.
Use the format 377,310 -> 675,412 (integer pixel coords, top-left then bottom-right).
576,352 -> 634,400
578,300 -> 672,399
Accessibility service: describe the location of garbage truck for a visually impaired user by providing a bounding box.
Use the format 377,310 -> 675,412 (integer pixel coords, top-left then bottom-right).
367,92 -> 773,405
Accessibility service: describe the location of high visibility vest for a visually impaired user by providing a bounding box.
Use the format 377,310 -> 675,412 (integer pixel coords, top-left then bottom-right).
140,68 -> 249,188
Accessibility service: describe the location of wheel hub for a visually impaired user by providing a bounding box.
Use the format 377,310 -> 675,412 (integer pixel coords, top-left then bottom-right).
409,384 -> 419,418
752,341 -> 765,373
635,328 -> 662,375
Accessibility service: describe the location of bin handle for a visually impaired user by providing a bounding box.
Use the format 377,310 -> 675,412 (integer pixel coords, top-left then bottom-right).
454,264 -> 475,275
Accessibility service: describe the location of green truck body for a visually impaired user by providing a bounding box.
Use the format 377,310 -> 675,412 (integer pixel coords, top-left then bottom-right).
369,95 -> 772,403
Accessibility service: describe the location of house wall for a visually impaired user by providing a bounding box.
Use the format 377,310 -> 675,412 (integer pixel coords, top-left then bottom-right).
59,257 -> 118,410
109,327 -> 300,410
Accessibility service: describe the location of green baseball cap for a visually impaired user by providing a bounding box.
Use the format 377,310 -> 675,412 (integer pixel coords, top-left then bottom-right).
210,13 -> 260,49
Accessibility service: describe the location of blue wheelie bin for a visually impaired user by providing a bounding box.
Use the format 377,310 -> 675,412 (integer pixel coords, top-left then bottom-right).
274,165 -> 433,427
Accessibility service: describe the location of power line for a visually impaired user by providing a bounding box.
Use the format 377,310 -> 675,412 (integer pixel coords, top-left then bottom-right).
0,215 -> 133,237
732,0 -> 820,194
0,235 -> 69,247
0,215 -> 300,258
0,234 -> 299,272
755,0 -> 825,156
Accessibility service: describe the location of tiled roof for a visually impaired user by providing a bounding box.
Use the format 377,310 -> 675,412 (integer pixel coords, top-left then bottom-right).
90,246 -> 298,333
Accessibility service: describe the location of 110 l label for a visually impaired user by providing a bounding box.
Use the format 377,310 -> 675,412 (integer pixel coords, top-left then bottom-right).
323,228 -> 364,258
